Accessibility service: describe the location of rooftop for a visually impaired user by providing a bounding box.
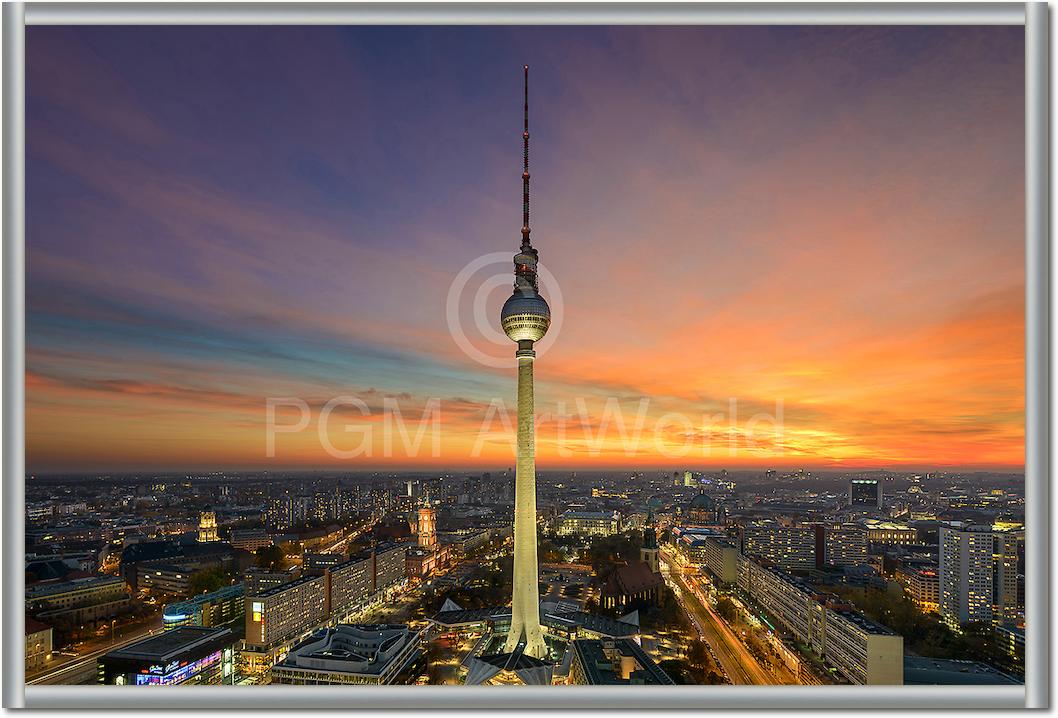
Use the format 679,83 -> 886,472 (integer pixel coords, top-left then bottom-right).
571,639 -> 674,685
277,624 -> 420,676
104,626 -> 233,662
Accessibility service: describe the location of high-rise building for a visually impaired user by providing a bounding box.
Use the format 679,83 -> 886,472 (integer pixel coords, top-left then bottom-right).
499,66 -> 551,660
849,479 -> 882,509
939,524 -> 1019,630
742,521 -> 816,571
266,496 -> 293,530
823,524 -> 868,568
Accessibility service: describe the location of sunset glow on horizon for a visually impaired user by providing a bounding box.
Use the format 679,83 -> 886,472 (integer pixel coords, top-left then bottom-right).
26,25 -> 1024,473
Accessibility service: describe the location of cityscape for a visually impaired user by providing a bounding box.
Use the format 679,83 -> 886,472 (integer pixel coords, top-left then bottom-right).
24,26 -> 1025,690
25,468 -> 1026,687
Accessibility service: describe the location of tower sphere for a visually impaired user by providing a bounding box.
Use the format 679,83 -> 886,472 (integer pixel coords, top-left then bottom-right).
501,291 -> 550,343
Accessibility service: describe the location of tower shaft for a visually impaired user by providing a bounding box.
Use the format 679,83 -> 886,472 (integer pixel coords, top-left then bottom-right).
504,352 -> 547,658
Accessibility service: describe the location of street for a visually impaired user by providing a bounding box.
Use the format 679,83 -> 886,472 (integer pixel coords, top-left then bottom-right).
27,614 -> 164,685
660,547 -> 776,685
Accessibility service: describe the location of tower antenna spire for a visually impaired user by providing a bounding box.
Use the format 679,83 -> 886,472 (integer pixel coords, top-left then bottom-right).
521,64 -> 531,251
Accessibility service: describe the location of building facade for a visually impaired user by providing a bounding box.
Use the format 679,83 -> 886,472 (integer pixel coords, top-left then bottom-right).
742,522 -> 816,571
895,562 -> 940,614
555,510 -> 621,537
162,584 -> 245,630
26,575 -> 130,627
25,617 -> 53,672
98,627 -> 235,686
849,479 -> 882,509
737,555 -> 903,685
823,525 -> 868,568
939,525 -> 1018,630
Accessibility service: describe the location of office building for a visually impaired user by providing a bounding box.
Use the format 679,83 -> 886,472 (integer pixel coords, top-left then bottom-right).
270,624 -> 425,685
162,584 -> 245,630
230,529 -> 271,553
702,536 -> 740,585
863,520 -> 919,546
98,627 -> 235,685
849,479 -> 882,509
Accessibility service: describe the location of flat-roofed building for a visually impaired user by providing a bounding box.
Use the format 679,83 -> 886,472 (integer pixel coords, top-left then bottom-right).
242,567 -> 296,594
162,584 -> 245,630
737,555 -> 903,685
98,626 -> 235,686
823,525 -> 868,568
374,541 -> 410,592
26,575 -> 130,626
895,562 -> 940,614
437,529 -> 491,556
137,563 -> 198,597
230,529 -> 272,553
242,574 -> 328,674
849,479 -> 882,509
939,524 -> 1019,630
328,552 -> 374,619
742,522 -> 816,571
303,551 -> 346,574
863,520 -> 918,546
567,638 -> 674,685
824,610 -> 903,686
270,624 -> 425,685
702,536 -> 740,585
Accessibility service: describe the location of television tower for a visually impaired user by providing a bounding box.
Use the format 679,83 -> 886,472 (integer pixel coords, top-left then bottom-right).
500,65 -> 550,659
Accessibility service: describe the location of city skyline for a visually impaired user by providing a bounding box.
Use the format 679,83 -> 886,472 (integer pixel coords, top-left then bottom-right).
26,25 -> 1025,473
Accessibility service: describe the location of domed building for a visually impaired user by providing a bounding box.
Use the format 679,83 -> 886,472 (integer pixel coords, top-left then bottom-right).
685,492 -> 721,525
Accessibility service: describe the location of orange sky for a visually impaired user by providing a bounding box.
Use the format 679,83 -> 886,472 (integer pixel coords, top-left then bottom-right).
25,26 -> 1025,472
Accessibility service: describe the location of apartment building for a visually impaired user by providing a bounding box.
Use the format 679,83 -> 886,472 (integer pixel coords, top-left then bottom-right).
737,555 -> 903,685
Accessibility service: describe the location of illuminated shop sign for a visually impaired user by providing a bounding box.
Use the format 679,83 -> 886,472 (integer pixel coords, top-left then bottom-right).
133,651 -> 222,685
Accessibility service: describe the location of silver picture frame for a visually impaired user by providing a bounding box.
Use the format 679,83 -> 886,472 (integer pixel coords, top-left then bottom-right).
2,1 -> 1049,710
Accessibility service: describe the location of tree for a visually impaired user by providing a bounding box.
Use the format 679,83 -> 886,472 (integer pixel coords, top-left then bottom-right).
255,545 -> 286,571
189,566 -> 229,595
716,597 -> 737,623
686,640 -> 711,671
